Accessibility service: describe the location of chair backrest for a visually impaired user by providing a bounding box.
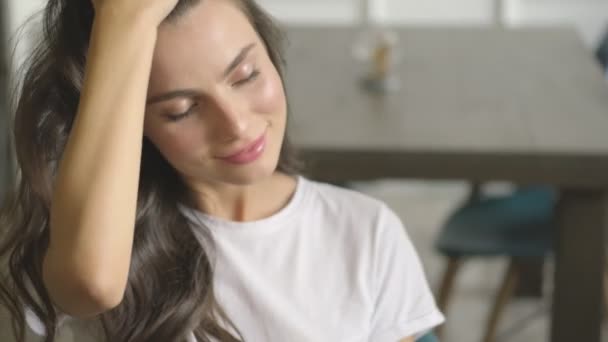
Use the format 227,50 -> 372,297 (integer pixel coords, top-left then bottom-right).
597,29 -> 608,70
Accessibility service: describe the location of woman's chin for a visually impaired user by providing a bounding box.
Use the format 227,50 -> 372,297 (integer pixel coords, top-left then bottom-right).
214,158 -> 280,186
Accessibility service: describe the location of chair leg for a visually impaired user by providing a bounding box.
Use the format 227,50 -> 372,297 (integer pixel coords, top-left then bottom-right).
482,259 -> 520,342
435,257 -> 462,338
603,268 -> 608,321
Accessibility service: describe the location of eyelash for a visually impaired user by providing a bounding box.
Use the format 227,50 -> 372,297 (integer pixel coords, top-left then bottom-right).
166,105 -> 196,122
165,69 -> 261,122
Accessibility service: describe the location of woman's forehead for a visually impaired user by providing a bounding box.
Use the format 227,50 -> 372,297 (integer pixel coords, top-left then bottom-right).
152,0 -> 257,75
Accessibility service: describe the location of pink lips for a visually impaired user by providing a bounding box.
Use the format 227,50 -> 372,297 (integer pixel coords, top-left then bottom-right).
218,133 -> 267,165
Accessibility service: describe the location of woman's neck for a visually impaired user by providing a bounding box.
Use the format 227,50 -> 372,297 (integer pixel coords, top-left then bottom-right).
189,172 -> 297,222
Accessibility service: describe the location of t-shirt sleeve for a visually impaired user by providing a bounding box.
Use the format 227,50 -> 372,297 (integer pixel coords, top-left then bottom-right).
369,205 -> 445,342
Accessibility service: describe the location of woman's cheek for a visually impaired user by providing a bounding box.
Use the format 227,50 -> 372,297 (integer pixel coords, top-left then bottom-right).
252,72 -> 286,115
158,130 -> 203,165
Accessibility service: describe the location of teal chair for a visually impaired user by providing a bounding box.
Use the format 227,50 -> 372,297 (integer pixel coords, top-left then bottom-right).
434,185 -> 557,342
417,332 -> 439,342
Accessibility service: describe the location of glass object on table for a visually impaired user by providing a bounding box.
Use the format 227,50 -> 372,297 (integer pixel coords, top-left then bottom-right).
352,26 -> 402,94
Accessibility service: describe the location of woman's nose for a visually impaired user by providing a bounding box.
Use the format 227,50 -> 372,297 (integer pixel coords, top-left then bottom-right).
211,96 -> 249,140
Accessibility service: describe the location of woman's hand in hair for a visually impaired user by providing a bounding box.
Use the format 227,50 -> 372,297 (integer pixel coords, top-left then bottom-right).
44,0 -> 178,318
90,0 -> 180,26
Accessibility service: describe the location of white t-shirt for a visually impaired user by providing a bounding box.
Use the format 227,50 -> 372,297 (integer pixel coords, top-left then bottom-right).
22,176 -> 444,341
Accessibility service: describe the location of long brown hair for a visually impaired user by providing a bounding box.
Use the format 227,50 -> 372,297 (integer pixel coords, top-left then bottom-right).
0,0 -> 300,341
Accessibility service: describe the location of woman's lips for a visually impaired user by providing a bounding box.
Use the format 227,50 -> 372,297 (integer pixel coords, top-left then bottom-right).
218,132 -> 267,165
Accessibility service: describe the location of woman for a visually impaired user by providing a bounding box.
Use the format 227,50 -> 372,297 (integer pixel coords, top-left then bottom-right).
0,0 -> 444,341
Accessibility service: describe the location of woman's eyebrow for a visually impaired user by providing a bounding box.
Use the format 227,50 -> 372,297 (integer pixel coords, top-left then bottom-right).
222,42 -> 257,79
147,89 -> 199,106
146,43 -> 257,106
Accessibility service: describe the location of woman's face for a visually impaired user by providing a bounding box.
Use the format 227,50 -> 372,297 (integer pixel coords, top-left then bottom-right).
144,0 -> 287,188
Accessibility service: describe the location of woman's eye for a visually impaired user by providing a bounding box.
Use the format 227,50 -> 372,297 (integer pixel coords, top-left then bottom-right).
232,69 -> 260,87
166,104 -> 197,122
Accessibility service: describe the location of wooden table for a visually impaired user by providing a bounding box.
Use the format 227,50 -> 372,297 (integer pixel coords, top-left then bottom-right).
285,26 -> 608,342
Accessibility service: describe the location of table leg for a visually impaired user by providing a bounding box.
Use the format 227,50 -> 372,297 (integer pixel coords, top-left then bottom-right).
551,189 -> 607,342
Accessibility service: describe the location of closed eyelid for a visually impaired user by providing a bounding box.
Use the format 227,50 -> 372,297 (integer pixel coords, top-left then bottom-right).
150,97 -> 196,116
160,98 -> 196,112
162,102 -> 198,121
227,53 -> 259,82
235,62 -> 255,75
222,43 -> 257,80
229,62 -> 257,81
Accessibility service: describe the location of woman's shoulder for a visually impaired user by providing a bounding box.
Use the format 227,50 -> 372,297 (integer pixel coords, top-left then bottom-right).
303,178 -> 386,208
299,177 -> 397,226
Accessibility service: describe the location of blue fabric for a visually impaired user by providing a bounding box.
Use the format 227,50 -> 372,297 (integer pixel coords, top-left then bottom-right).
596,29 -> 608,70
417,332 -> 439,342
435,186 -> 557,257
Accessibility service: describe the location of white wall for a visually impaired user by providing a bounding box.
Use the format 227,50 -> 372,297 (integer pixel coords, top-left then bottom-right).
2,0 -> 45,190
259,0 -> 608,48
6,0 -> 45,44
505,0 -> 608,47
6,0 -> 45,77
5,0 -> 608,49
7,0 -> 45,33
384,0 -> 496,25
258,0 -> 497,25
